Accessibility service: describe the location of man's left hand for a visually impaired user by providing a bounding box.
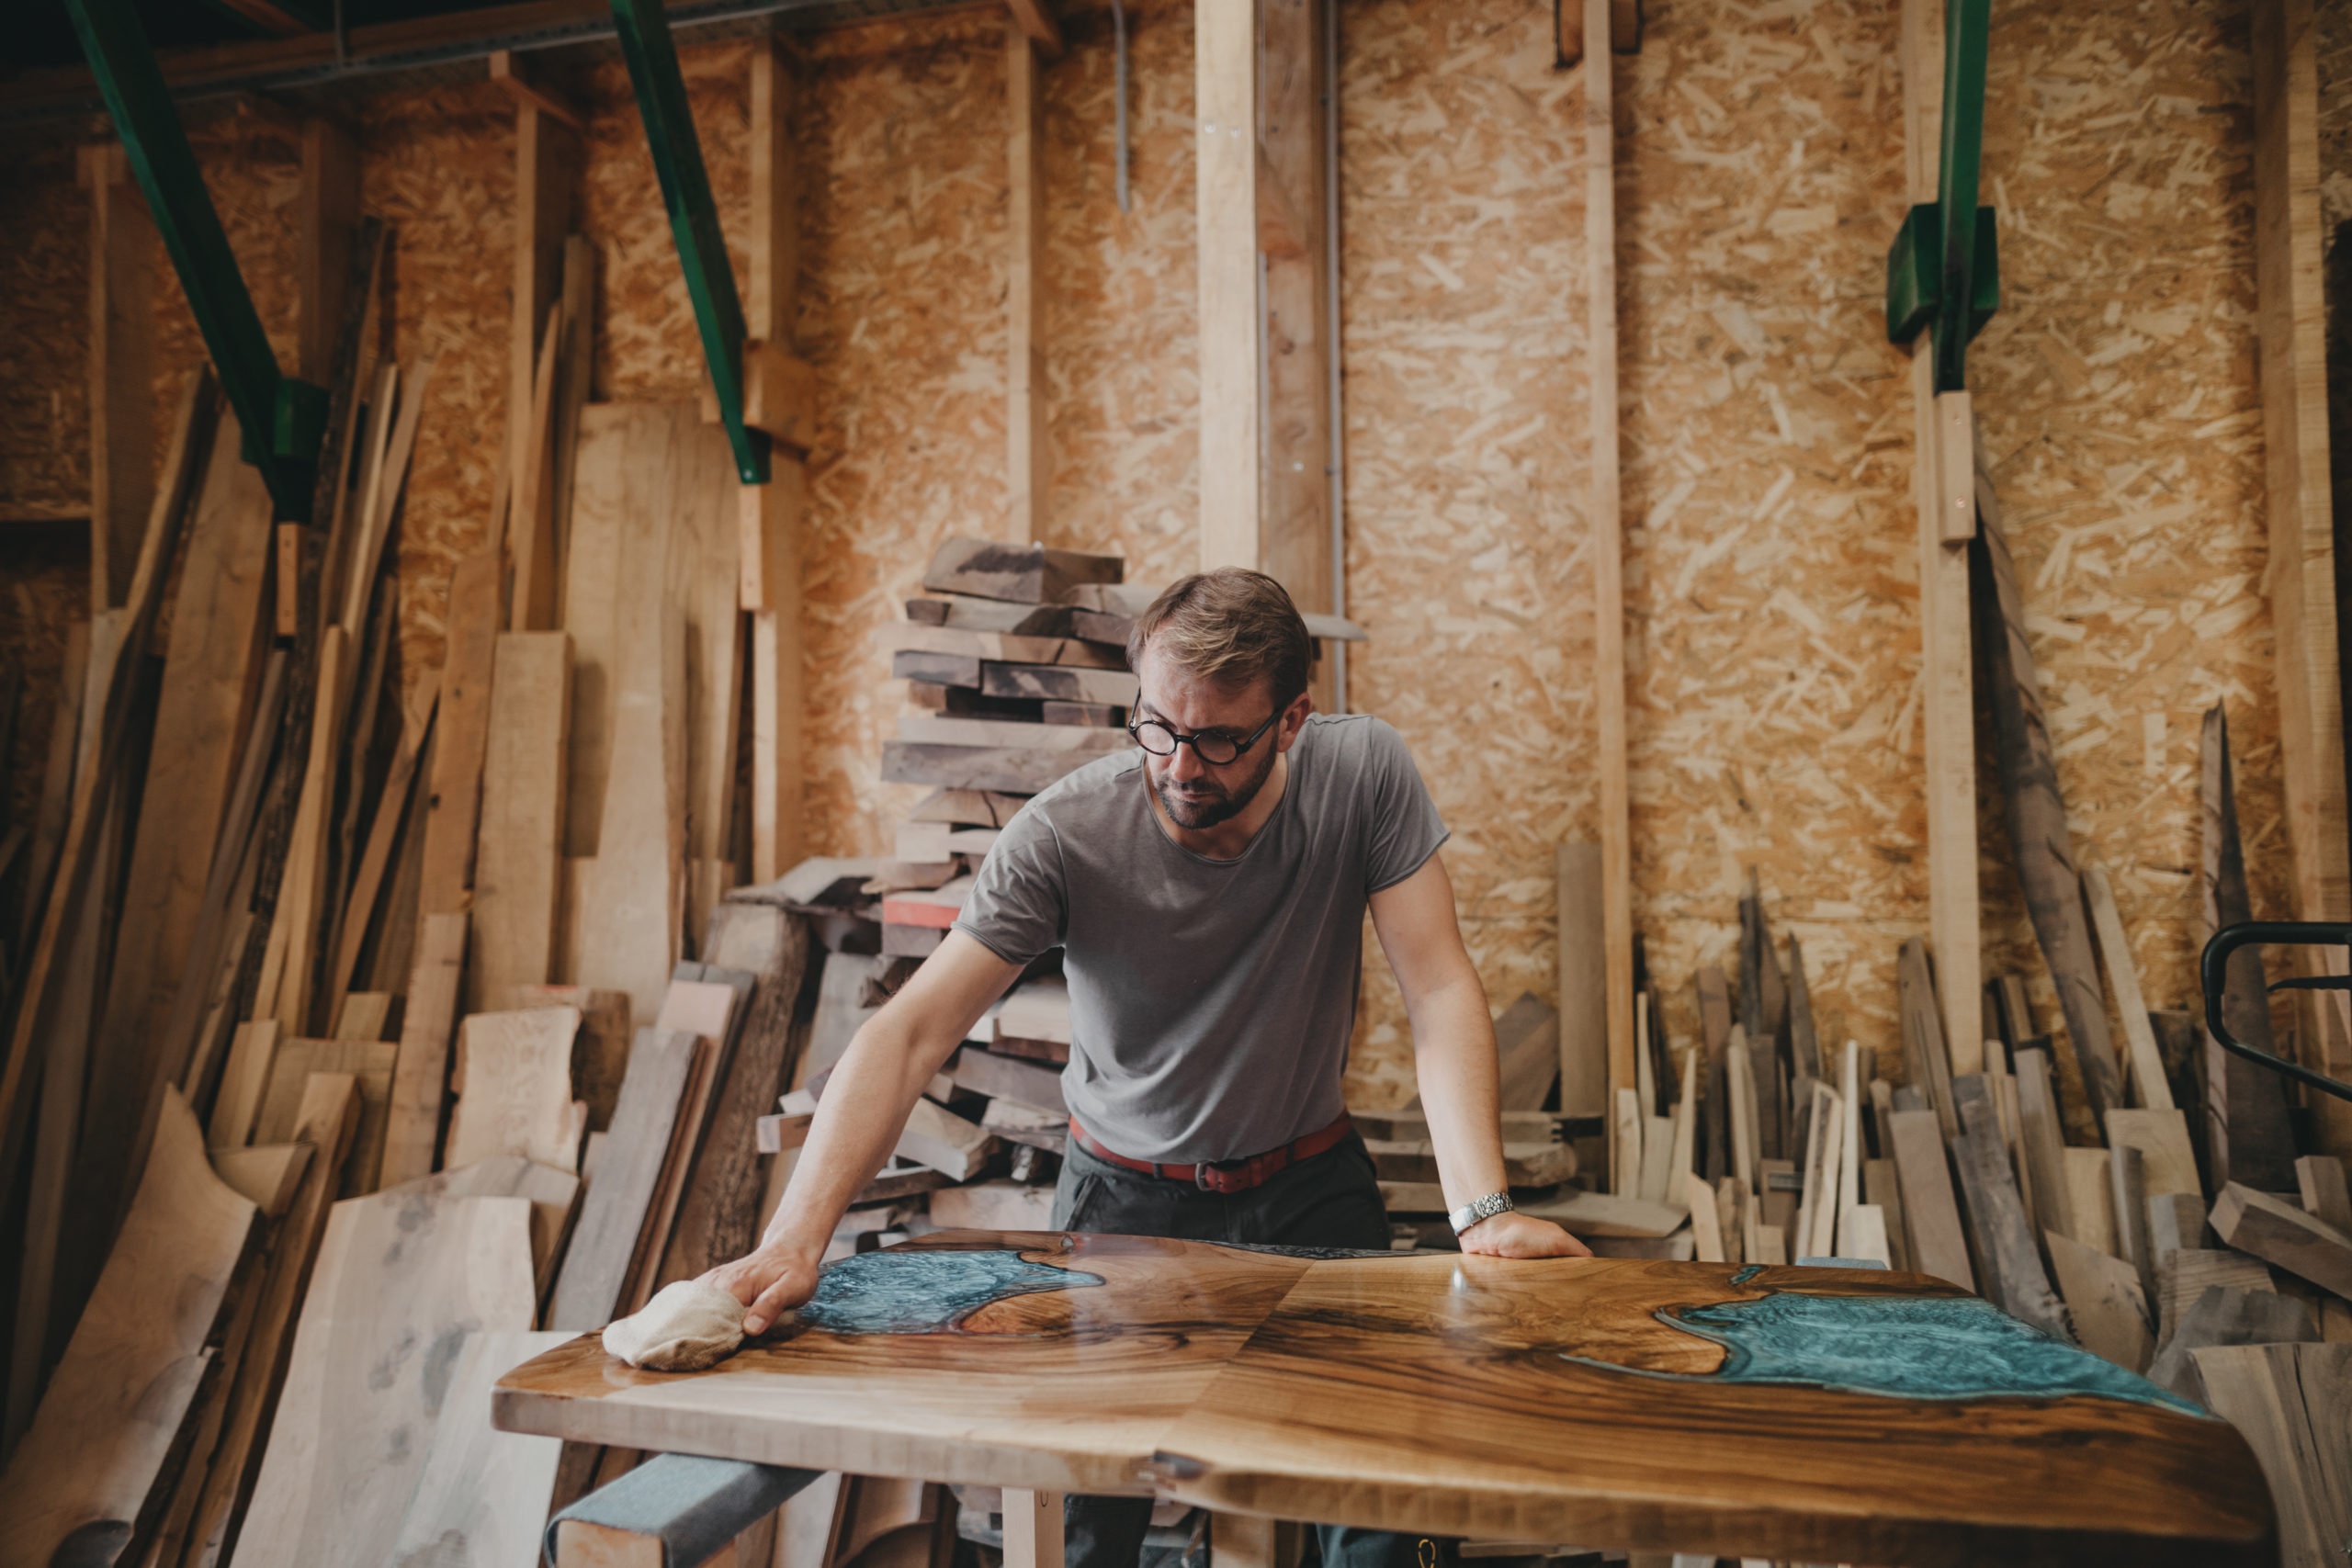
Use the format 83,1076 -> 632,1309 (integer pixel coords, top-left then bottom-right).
1457,1211 -> 1592,1258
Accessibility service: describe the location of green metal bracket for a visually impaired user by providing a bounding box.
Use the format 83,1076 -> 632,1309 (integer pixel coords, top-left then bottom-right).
1885,202 -> 1999,349
66,0 -> 326,521
1884,0 -> 1995,393
609,0 -> 771,486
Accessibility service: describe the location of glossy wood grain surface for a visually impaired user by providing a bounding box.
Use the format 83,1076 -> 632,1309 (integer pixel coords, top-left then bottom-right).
494,1233 -> 2271,1566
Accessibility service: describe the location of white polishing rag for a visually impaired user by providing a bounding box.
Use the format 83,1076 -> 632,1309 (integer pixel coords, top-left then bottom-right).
602,1280 -> 747,1371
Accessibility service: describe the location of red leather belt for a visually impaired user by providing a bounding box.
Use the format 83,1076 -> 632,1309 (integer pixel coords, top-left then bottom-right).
1068,1111 -> 1354,1194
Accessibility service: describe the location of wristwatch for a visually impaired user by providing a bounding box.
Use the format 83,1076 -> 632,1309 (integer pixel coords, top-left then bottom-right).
1448,1191 -> 1513,1236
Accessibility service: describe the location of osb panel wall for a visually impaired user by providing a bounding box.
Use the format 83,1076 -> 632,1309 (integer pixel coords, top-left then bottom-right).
1337,0 -> 1592,1109
365,85 -> 516,702
1040,0 -> 1202,589
0,137 -> 86,523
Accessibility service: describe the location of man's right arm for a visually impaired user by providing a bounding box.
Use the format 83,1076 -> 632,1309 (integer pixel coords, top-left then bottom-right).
703,930 -> 1024,1334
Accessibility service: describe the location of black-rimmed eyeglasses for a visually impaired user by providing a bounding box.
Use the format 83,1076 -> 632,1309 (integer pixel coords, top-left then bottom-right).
1127,709 -> 1280,766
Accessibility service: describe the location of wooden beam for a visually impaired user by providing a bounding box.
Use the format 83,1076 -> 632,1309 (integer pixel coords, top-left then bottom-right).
1553,0 -> 1640,67
296,117 -> 357,386
1257,0 -> 1333,684
1584,0 -> 1636,1141
212,0 -> 315,38
1898,0 -> 1982,1066
79,142 -> 155,614
1253,141 -> 1307,258
1007,25 -> 1047,544
511,93 -> 580,567
1196,0 -> 1259,574
490,49 -> 585,132
1004,0 -> 1064,59
2250,0 -> 2352,1105
746,31 -> 805,883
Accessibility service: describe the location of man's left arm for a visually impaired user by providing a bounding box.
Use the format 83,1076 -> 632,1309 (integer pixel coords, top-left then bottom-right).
1368,854 -> 1591,1258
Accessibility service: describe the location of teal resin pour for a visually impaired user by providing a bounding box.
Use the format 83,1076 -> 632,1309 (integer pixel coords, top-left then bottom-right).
796,1249 -> 1105,1335
1564,1291 -> 2206,1416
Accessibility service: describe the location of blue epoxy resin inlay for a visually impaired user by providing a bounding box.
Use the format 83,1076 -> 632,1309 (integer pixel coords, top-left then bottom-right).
1565,1291 -> 2207,1416
795,1249 -> 1105,1335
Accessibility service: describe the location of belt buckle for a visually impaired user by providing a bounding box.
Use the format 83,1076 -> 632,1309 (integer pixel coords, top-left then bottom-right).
1194,1158 -> 1249,1193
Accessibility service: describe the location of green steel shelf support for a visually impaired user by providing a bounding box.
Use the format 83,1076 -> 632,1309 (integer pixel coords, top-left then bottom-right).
1884,0 -> 1999,394
610,0 -> 771,485
66,0 -> 326,521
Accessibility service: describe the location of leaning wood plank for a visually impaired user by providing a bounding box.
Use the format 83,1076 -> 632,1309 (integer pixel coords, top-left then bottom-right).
573,595 -> 687,1027
0,1088 -> 256,1563
229,1191 -> 535,1568
899,1099 -> 996,1182
469,631 -> 572,1014
2189,1342 -> 2349,1568
548,1030 -> 700,1330
81,405 -> 270,1247
415,548 -> 504,923
2013,1048 -> 2074,1243
2104,1108 -> 2204,1199
1895,938 -> 1957,1141
2201,702 -> 2299,1192
1948,1078 -> 2066,1335
325,683 -> 435,1010
1555,842 -> 1608,1121
519,982 -> 635,1133
212,1144 -> 313,1218
657,903 -> 812,1287
2160,1250 -> 2277,1344
1972,490 -> 2125,1123
180,1021 -> 362,1562
380,910 -> 469,1187
384,1329 -> 571,1565
256,623 -> 350,1035
1495,991 -> 1561,1111
446,1006 -> 587,1173
386,1155 -> 581,1292
2212,1181 -> 2352,1300
2083,865 -> 2174,1111
921,537 -> 1122,604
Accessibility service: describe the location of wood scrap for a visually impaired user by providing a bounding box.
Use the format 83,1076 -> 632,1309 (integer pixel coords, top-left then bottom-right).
518,983 -> 634,1133
414,549 -> 503,929
2186,1343 -> 2352,1568
2082,865 -> 2174,1111
1948,1075 -> 2070,1337
2106,1108 -> 2204,1198
2159,1250 -> 2278,1344
2212,1182 -> 2352,1299
212,1145 -> 313,1218
1555,842 -> 1607,1122
2147,1287 -> 2315,1400
2064,1146 -> 2117,1258
2013,1047 -> 2072,1244
2045,1229 -> 2153,1372
1896,938 -> 1957,1140
919,537 -> 1122,604
385,1156 -> 582,1292
445,1006 -> 586,1173
2298,1156 -> 2352,1233
1494,991 -> 1560,1111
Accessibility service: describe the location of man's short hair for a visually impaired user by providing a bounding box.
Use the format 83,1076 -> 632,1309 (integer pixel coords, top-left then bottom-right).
1126,568 -> 1315,709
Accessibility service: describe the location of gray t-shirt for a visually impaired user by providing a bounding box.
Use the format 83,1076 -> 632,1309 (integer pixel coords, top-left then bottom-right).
953,713 -> 1449,1163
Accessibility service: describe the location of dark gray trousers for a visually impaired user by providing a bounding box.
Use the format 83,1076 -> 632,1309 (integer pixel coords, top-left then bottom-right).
1049,1134 -> 1450,1568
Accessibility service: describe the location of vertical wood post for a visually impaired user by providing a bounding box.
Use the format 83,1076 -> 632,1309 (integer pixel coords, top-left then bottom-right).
297,117 -> 358,387
1583,0 -> 1635,1149
2250,0 -> 2351,1092
1258,0 -> 1332,633
1898,0 -> 1983,1067
747,33 -> 807,882
1197,0 -> 1261,574
81,142 -> 156,613
1008,25 -> 1048,544
513,98 -> 581,556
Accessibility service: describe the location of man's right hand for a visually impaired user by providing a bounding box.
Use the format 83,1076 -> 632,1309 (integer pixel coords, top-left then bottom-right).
701,1240 -> 824,1337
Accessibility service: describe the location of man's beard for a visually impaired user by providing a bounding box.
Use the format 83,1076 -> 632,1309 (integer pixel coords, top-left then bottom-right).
1151,740 -> 1279,830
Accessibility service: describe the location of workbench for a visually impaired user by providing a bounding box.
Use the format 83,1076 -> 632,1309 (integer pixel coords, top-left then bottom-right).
493,1231 -> 2272,1566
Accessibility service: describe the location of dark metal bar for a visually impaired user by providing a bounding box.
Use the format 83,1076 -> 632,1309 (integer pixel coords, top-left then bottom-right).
1931,0 -> 1990,393
66,0 -> 324,518
610,0 -> 768,484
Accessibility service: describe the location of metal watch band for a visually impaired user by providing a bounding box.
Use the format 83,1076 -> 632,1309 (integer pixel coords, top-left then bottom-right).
1449,1191 -> 1514,1235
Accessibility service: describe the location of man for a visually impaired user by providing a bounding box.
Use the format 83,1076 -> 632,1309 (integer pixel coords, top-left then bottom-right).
709,568 -> 1589,1568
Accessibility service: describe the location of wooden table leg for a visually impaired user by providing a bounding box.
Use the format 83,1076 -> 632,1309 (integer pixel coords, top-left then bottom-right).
1001,1488 -> 1065,1568
1212,1514 -> 1276,1568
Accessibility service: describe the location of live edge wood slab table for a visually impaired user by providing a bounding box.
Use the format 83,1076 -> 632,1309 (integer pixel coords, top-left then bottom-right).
495,1231 -> 2272,1567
